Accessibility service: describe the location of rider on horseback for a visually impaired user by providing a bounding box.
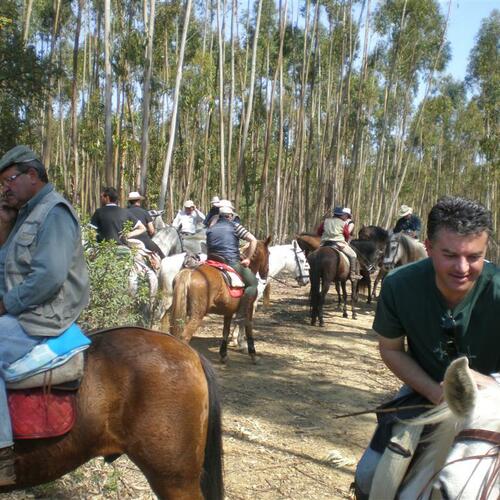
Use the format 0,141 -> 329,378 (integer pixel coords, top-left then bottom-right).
320,206 -> 362,280
354,196 -> 500,499
206,205 -> 258,324
0,146 -> 89,486
393,204 -> 421,239
127,191 -> 165,259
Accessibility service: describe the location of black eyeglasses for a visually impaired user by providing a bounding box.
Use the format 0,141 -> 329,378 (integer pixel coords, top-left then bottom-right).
441,312 -> 459,360
1,172 -> 27,187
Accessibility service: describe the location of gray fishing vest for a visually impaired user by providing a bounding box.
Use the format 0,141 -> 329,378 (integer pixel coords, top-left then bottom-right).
4,190 -> 89,337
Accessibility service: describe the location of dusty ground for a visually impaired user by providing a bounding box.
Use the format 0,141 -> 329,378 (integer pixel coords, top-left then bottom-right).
2,277 -> 401,499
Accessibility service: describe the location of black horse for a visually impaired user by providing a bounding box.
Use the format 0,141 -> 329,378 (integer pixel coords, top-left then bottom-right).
308,246 -> 358,326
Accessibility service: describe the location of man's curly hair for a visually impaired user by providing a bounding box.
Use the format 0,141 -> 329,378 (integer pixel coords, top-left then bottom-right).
427,196 -> 492,241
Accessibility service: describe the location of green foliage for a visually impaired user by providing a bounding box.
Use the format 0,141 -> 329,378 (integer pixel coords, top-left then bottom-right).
78,224 -> 148,330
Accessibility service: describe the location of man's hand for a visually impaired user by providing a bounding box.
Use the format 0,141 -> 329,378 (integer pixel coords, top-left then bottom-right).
240,257 -> 251,267
0,300 -> 6,316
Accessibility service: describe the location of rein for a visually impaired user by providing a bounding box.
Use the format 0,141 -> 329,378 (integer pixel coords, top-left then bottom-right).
330,403 -> 434,419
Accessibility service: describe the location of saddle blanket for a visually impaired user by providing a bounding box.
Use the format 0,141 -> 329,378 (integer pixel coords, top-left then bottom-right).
204,260 -> 245,297
4,324 -> 91,383
8,389 -> 76,439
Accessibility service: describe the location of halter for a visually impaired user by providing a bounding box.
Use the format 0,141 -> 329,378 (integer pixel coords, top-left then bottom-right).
292,240 -> 309,283
384,234 -> 400,269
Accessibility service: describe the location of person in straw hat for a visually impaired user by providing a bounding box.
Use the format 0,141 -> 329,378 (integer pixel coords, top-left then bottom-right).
203,195 -> 221,227
393,204 -> 422,239
127,191 -> 165,259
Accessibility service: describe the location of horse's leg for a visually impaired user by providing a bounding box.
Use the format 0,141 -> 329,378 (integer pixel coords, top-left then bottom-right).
335,280 -> 341,308
319,276 -> 331,327
351,279 -> 358,319
180,314 -> 204,343
220,315 -> 232,363
263,282 -> 271,308
244,307 -> 258,363
341,280 -> 348,318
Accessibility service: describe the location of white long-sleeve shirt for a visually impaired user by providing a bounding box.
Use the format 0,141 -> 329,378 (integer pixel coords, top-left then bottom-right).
172,208 -> 205,234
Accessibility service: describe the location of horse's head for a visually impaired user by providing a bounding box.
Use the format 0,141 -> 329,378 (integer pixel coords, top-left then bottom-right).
435,357 -> 500,499
292,240 -> 310,286
383,232 -> 402,271
250,236 -> 271,280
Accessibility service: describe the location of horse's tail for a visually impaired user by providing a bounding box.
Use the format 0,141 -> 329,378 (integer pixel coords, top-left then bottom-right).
199,354 -> 224,500
170,268 -> 192,337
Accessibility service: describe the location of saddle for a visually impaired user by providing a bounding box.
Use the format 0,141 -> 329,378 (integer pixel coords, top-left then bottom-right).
205,257 -> 245,298
5,325 -> 90,440
320,242 -> 350,268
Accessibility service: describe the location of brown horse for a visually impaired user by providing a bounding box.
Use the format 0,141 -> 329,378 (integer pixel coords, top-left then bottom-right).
308,246 -> 357,326
170,238 -> 271,363
2,327 -> 223,500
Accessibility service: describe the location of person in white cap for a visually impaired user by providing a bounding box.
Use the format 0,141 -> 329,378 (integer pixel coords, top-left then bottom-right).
206,199 -> 241,228
206,204 -> 258,323
203,196 -> 221,227
394,204 -> 422,239
342,207 -> 355,242
172,200 -> 205,236
127,191 -> 165,259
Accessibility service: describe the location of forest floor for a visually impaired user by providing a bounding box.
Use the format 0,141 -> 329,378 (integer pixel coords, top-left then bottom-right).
1,277 -> 401,500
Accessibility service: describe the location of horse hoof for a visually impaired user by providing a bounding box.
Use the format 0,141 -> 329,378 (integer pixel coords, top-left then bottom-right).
343,312 -> 348,318
238,343 -> 249,353
220,354 -> 228,364
250,354 -> 260,365
311,320 -> 316,326
319,320 -> 325,327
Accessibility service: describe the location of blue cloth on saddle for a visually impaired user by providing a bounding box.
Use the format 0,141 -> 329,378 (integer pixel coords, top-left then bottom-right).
4,324 -> 90,383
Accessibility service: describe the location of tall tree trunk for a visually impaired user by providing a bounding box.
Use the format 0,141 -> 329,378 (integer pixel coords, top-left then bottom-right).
71,0 -> 83,204
234,0 -> 263,208
158,0 -> 193,209
104,0 -> 113,186
139,0 -> 156,195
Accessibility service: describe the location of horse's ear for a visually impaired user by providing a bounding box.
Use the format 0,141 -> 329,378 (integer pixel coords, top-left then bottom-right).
443,357 -> 477,417
264,235 -> 271,246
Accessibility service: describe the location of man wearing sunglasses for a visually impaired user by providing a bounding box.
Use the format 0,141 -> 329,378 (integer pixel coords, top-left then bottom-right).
0,146 -> 89,485
354,196 -> 499,499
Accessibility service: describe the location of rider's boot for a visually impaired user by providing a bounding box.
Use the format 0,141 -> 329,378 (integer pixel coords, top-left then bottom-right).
233,293 -> 256,325
0,446 -> 15,486
348,256 -> 363,281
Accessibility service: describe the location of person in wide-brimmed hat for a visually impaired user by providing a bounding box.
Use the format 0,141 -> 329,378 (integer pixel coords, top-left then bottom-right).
126,190 -> 165,259
394,204 -> 422,238
319,206 -> 362,280
203,195 -> 222,227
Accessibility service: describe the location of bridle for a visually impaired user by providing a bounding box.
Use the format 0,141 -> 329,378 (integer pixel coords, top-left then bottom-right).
292,240 -> 309,283
417,428 -> 500,500
384,234 -> 400,270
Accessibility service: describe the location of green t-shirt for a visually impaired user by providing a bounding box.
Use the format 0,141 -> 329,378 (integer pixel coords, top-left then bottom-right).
373,258 -> 500,382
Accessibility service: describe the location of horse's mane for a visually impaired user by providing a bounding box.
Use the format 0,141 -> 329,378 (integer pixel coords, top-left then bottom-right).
404,384 -> 500,489
398,233 -> 426,262
358,225 -> 389,244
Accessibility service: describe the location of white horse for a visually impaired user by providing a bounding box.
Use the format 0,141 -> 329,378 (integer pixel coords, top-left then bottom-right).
383,232 -> 427,271
399,357 -> 500,499
231,241 -> 309,350
261,241 -> 309,307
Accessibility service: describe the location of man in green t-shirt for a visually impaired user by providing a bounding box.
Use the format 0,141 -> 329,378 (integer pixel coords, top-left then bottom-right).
354,196 -> 500,499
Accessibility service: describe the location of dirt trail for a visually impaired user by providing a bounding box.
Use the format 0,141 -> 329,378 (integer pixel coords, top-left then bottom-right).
2,279 -> 400,499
